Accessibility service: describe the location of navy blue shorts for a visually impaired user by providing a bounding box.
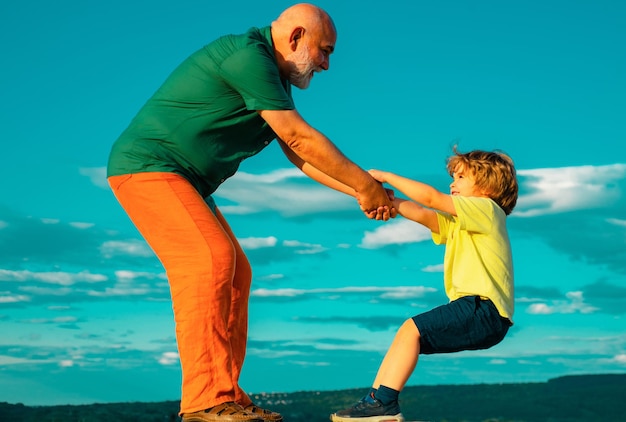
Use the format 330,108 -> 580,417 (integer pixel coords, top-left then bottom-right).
412,296 -> 511,355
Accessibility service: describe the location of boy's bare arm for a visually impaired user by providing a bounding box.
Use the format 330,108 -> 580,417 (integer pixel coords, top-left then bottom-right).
394,198 -> 439,233
369,169 -> 456,216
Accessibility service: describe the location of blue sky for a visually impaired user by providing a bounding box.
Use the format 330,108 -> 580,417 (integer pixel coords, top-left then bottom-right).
1,0 -> 625,407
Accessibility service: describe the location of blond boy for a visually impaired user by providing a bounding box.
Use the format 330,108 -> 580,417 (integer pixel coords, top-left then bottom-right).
331,148 -> 519,422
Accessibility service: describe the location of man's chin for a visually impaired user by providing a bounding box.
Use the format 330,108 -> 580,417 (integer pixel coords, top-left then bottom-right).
291,72 -> 315,89
293,80 -> 312,90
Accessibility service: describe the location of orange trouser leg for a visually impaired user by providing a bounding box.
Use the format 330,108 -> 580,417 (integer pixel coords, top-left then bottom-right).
108,173 -> 252,414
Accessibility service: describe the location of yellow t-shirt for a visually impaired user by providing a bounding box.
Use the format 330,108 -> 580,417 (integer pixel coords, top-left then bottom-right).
432,196 -> 514,322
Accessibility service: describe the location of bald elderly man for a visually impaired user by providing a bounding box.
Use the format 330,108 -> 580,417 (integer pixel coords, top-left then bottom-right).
107,3 -> 395,421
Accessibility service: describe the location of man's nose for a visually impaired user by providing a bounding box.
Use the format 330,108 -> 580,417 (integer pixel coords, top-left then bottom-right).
320,55 -> 330,71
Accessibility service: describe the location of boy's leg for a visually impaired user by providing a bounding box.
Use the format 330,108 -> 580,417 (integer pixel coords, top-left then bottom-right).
329,320 -> 416,421
331,296 -> 509,421
372,319 -> 420,391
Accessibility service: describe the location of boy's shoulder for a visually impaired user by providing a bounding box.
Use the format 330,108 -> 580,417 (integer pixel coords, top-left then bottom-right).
453,196 -> 503,215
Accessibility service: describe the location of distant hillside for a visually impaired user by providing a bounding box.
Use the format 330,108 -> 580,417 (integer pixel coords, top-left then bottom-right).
1,373 -> 624,422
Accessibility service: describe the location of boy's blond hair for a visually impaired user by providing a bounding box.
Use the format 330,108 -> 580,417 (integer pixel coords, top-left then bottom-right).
446,147 -> 518,215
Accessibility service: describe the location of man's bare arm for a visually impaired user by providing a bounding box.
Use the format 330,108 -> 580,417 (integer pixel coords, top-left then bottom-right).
259,108 -> 395,219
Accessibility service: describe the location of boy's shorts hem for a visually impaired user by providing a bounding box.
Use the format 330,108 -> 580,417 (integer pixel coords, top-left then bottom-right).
412,295 -> 511,355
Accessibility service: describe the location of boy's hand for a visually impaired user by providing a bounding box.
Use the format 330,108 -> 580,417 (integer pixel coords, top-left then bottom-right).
368,169 -> 386,183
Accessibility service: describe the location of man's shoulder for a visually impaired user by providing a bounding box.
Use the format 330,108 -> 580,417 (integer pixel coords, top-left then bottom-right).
200,26 -> 274,70
207,26 -> 271,51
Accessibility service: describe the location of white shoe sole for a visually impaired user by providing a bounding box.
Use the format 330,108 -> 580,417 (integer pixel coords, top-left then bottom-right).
329,413 -> 405,422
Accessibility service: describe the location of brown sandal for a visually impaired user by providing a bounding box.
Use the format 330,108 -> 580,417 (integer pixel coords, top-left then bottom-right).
243,404 -> 283,422
183,402 -> 264,421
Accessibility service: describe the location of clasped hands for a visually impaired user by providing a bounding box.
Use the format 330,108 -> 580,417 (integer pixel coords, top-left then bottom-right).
357,170 -> 397,221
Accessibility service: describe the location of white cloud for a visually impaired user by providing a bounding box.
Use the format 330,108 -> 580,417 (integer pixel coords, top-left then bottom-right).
526,291 -> 599,315
422,264 -> 444,273
607,218 -> 626,227
360,219 -> 432,249
87,287 -> 151,297
0,269 -> 107,286
158,351 -> 179,365
100,239 -> 154,258
114,270 -> 166,282
252,288 -> 307,297
248,347 -> 303,359
229,168 -> 307,184
19,286 -> 73,296
282,240 -> 328,255
515,163 -> 626,217
41,218 -> 60,224
287,360 -> 331,367
0,356 -> 42,366
0,293 -> 30,303
526,303 -> 552,315
79,167 -> 108,189
217,169 -> 355,216
22,316 -> 78,324
252,285 -> 436,299
69,222 -> 95,229
239,237 -> 327,254
53,316 -> 78,324
239,236 -> 278,249
257,274 -> 285,281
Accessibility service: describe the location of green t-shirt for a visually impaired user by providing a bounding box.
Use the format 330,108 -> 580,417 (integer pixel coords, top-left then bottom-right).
433,196 -> 514,322
107,26 -> 295,197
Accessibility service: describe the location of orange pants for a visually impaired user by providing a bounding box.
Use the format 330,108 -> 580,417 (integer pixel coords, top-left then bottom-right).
108,172 -> 253,414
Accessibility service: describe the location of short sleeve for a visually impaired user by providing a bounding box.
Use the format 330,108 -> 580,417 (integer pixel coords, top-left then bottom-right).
453,196 -> 498,233
432,212 -> 453,245
220,44 -> 294,111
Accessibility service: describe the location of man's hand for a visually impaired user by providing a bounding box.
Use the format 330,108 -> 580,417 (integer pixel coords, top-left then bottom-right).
357,179 -> 397,221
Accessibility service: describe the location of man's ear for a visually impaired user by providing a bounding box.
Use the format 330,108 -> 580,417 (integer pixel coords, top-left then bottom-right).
289,27 -> 305,50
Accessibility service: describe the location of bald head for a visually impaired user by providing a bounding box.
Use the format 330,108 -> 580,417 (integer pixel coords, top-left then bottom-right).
272,3 -> 337,88
273,3 -> 336,35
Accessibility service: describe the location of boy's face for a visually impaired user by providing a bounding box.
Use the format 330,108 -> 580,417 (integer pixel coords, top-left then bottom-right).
449,164 -> 488,198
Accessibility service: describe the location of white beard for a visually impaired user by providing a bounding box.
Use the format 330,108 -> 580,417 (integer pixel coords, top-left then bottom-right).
286,44 -> 318,89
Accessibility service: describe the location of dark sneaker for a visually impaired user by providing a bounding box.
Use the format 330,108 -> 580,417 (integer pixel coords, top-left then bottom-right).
242,403 -> 283,422
330,395 -> 404,422
182,401 -> 264,421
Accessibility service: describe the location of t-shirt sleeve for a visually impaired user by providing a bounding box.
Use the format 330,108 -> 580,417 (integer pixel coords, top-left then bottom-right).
452,196 -> 496,234
432,212 -> 453,245
219,44 -> 295,111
